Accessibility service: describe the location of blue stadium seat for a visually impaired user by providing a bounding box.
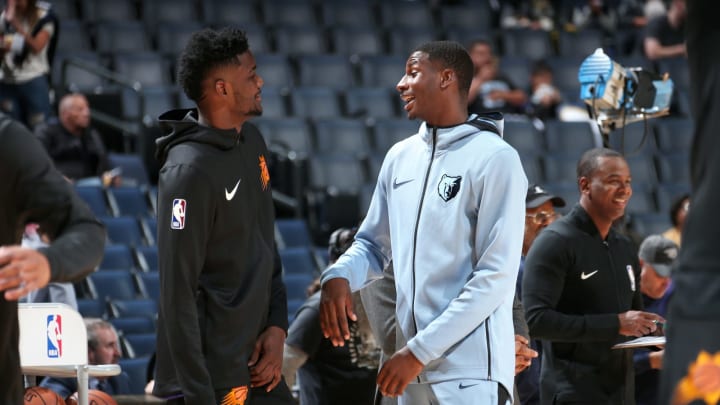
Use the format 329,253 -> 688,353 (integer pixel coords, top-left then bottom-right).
297,54 -> 356,88
371,118 -> 418,154
136,272 -> 160,303
656,152 -> 691,186
280,247 -> 320,278
255,54 -> 295,90
154,22 -> 204,59
107,187 -> 153,218
558,29 -> 605,58
308,154 -> 368,193
387,27 -> 438,56
202,0 -> 259,26
499,56 -> 531,91
102,216 -> 145,246
276,219 -> 314,250
142,0 -> 198,24
544,120 -> 599,154
380,2 -> 433,29
440,4 -> 494,32
252,117 -> 314,157
262,1 -> 318,27
313,118 -> 371,157
345,87 -> 397,119
135,245 -> 158,272
607,123 -> 657,156
110,317 -> 155,335
290,87 -> 342,119
331,27 -> 385,56
52,51 -> 105,91
123,333 -> 157,358
109,298 -> 157,319
654,118 -> 694,154
55,20 -> 91,53
274,26 -> 328,55
258,86 -> 288,119
503,118 -> 544,156
140,216 -> 157,246
87,270 -> 139,300
543,154 -> 580,184
360,55 -> 407,89
82,0 -> 137,22
96,21 -> 151,53
321,2 -> 377,28
112,52 -> 171,87
108,153 -> 151,186
520,155 -> 544,184
77,298 -> 107,319
75,185 -> 112,217
284,273 -> 316,302
502,29 -> 554,60
118,356 -> 152,394
99,245 -> 136,272
50,0 -> 79,19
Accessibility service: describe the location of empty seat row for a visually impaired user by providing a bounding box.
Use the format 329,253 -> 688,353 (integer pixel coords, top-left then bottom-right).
75,184 -> 156,218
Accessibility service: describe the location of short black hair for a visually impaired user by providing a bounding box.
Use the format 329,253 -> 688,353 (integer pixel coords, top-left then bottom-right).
177,27 -> 250,102
577,148 -> 625,180
414,41 -> 474,96
669,193 -> 690,226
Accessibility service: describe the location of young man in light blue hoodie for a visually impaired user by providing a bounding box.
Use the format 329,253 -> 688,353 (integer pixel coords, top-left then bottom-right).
320,41 -> 527,405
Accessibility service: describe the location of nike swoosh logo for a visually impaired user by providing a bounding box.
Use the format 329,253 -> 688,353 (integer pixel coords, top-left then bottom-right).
393,178 -> 414,189
581,270 -> 599,280
225,179 -> 242,201
458,382 -> 480,390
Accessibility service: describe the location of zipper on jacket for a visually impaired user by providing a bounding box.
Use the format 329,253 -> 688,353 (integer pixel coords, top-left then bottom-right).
410,126 -> 437,382
485,318 -> 492,380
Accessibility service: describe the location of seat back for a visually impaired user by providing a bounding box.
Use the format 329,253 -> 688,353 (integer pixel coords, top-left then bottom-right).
19,303 -> 87,367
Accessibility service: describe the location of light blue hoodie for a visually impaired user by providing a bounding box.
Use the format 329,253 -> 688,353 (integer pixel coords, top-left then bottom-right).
322,114 -> 528,395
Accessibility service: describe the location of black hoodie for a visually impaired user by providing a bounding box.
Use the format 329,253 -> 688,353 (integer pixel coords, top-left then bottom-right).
153,109 -> 288,404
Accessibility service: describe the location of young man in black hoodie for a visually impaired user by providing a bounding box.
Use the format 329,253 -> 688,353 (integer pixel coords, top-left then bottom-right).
0,112 -> 106,404
153,27 -> 292,405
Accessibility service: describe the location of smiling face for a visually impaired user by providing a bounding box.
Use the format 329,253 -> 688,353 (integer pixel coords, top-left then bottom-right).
220,51 -> 264,119
580,156 -> 632,231
396,51 -> 445,124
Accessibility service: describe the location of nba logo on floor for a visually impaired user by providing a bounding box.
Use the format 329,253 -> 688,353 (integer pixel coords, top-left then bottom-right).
47,314 -> 62,358
171,198 -> 186,230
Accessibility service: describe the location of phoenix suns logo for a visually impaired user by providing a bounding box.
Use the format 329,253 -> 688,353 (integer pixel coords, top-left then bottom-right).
259,155 -> 270,191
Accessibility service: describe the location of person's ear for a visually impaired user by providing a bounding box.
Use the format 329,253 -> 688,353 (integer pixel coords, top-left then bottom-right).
440,69 -> 455,89
215,80 -> 227,96
578,176 -> 590,194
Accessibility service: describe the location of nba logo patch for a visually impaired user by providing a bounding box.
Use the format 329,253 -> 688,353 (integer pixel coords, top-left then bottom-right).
171,198 -> 186,230
47,314 -> 62,358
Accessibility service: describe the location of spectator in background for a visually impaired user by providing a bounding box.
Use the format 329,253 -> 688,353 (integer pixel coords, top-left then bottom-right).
499,0 -> 555,31
0,0 -> 57,129
515,184 -> 566,405
282,226 -> 382,405
40,318 -> 131,397
35,93 -> 122,187
0,111 -> 105,404
466,39 -> 527,115
662,193 -> 688,246
523,148 -> 664,405
633,235 -> 678,405
644,0 -> 686,62
527,61 -> 561,121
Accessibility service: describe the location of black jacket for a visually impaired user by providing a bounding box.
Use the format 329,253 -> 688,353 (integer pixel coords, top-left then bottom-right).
0,113 -> 105,404
522,205 -> 642,405
152,110 -> 288,405
34,119 -> 110,180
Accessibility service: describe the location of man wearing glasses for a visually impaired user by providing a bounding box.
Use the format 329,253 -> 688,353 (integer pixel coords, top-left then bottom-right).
515,184 -> 565,405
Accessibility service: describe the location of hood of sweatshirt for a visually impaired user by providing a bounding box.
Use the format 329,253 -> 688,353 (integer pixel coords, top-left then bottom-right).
418,112 -> 505,151
155,108 -> 243,165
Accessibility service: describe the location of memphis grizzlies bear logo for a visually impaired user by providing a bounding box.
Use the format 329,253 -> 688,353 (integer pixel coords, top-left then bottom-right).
438,174 -> 462,202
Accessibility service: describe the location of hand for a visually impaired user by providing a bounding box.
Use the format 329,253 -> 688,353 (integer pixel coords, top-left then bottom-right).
618,311 -> 665,337
514,335 -> 538,375
377,346 -> 424,398
0,246 -> 51,300
248,326 -> 286,392
319,277 -> 356,347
